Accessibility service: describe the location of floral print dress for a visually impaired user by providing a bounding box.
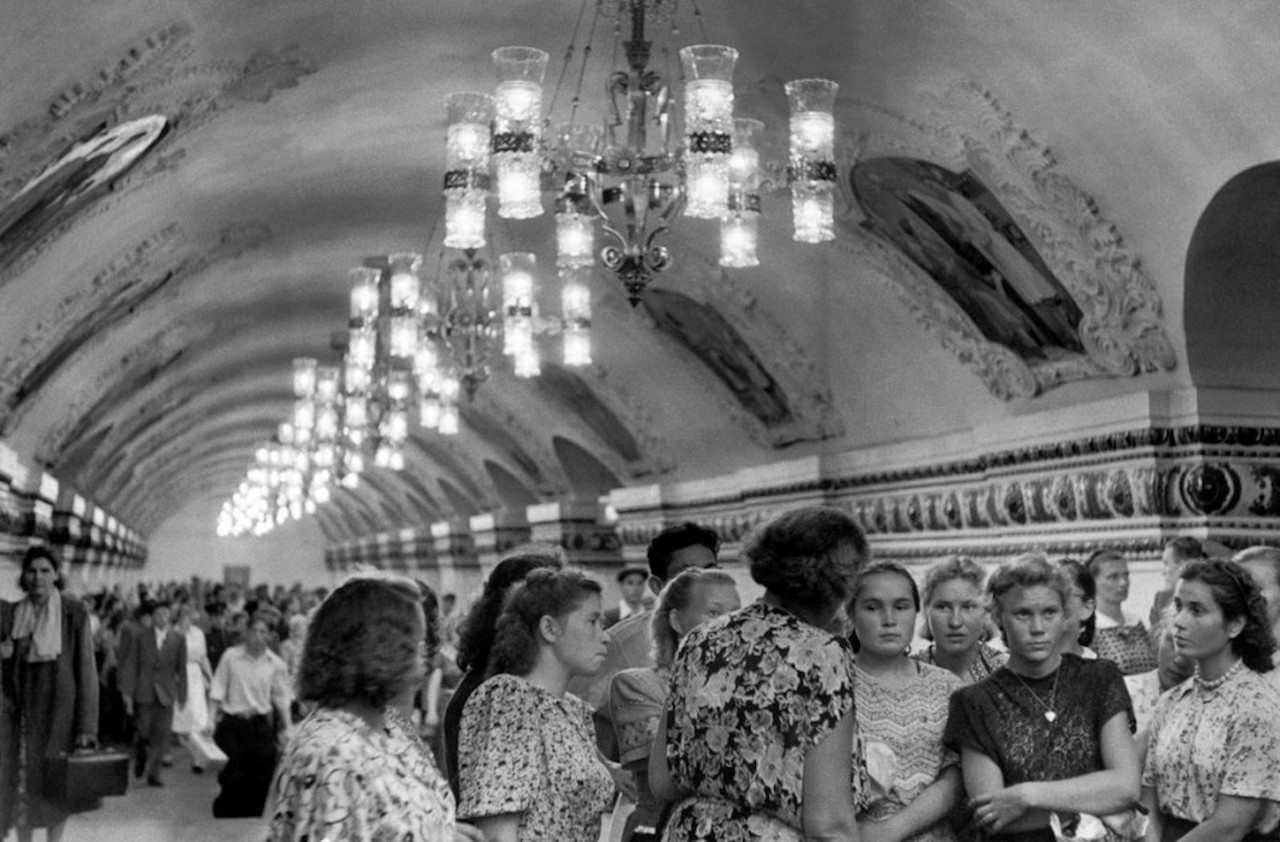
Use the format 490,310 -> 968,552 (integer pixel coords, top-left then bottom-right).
662,601 -> 859,842
1143,661 -> 1280,837
458,673 -> 613,842
268,706 -> 455,841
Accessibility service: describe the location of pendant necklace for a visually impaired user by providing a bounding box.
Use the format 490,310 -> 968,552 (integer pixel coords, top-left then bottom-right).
1009,661 -> 1061,724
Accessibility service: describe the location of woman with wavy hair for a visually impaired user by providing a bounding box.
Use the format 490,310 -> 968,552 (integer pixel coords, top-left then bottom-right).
442,545 -> 564,799
268,573 -> 481,842
914,557 -> 1007,685
944,553 -> 1140,842
1140,559 -> 1280,842
608,567 -> 740,842
457,568 -> 614,842
650,505 -> 868,841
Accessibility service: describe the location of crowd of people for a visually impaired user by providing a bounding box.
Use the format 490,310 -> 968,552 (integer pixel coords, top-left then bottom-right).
1,511 -> 1279,842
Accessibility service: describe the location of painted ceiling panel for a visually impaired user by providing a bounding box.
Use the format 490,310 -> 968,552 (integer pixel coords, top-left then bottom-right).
3,0 -> 1267,546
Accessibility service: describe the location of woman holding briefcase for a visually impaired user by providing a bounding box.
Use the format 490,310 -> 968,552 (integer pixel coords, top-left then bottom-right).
0,546 -> 99,842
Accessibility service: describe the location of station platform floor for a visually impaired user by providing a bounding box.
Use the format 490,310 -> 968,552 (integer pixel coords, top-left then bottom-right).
56,744 -> 267,842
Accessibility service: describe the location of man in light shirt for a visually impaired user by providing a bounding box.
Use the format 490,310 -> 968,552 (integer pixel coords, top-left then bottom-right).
208,611 -> 291,818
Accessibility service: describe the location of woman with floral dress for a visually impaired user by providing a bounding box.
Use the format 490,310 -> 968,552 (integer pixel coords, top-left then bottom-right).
268,574 -> 481,842
849,561 -> 963,842
609,567 -> 741,842
913,557 -> 1007,685
650,506 -> 869,841
1140,559 -> 1280,842
458,568 -> 614,842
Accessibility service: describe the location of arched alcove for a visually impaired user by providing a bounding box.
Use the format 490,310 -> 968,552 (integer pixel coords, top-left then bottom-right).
483,460 -> 539,512
552,436 -> 623,501
1185,161 -> 1280,389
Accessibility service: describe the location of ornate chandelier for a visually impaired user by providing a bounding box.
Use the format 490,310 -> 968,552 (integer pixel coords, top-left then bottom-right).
443,0 -> 839,306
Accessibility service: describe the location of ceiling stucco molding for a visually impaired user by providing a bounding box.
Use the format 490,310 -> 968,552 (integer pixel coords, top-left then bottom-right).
642,257 -> 844,449
463,391 -> 574,497
0,22 -> 311,289
833,80 -> 1177,400
558,364 -> 676,478
2,222 -> 271,442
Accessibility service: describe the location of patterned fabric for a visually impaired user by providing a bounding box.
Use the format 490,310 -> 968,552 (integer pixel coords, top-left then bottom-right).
268,706 -> 456,841
458,674 -> 613,842
1122,669 -> 1163,736
610,667 -> 667,767
913,642 -> 1008,686
1092,616 -> 1157,675
945,655 -> 1133,787
854,660 -> 962,842
663,601 -> 858,841
1142,661 -> 1280,836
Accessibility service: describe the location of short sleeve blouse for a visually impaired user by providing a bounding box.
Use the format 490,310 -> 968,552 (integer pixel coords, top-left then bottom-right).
944,655 -> 1133,785
268,706 -> 455,841
663,601 -> 857,841
457,673 -> 613,842
854,660 -> 962,842
609,666 -> 667,768
1142,662 -> 1280,836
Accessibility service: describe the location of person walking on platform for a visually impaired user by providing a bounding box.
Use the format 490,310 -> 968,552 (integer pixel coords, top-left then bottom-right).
118,598 -> 186,788
208,611 -> 291,818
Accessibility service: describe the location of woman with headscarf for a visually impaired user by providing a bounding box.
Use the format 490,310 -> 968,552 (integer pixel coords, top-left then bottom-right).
0,546 -> 98,842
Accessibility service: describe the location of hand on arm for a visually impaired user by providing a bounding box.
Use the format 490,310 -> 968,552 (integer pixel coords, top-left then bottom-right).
970,712 -> 1141,832
866,765 -> 962,842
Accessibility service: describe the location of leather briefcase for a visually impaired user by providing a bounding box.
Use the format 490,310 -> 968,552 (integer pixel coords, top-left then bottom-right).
44,748 -> 130,812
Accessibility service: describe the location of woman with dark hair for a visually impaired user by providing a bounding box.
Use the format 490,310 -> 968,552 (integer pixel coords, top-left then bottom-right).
1088,549 -> 1157,675
269,573 -> 481,842
457,568 -> 614,842
1140,559 -> 1280,842
650,505 -> 868,841
608,567 -> 740,842
849,561 -> 962,842
944,553 -> 1140,842
1058,559 -> 1098,659
443,545 -> 565,799
0,546 -> 98,842
914,557 -> 1008,684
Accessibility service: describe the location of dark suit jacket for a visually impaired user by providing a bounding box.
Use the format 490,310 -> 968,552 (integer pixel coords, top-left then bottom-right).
119,625 -> 187,708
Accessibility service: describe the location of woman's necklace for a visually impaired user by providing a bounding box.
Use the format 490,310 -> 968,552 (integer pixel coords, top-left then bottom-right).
1008,662 -> 1061,724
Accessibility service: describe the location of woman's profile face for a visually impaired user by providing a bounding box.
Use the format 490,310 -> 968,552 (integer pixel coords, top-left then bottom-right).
997,584 -> 1065,665
1093,558 -> 1130,606
1061,579 -> 1094,646
22,557 -> 57,601
852,572 -> 918,659
926,577 -> 987,658
1170,578 -> 1241,664
553,593 -> 609,678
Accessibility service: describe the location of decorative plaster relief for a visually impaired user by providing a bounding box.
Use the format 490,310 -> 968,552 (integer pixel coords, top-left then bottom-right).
645,260 -> 845,449
1,222 -> 271,441
834,81 -> 1176,399
0,24 -> 313,288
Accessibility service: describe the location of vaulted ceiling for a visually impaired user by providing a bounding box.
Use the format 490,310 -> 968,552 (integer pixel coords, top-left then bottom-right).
2,0 -> 1277,546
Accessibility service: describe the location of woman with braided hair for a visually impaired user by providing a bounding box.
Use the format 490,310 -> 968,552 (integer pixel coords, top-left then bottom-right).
1140,559 -> 1280,842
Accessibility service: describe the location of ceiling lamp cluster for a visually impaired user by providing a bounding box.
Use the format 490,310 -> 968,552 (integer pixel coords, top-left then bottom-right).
444,0 -> 839,305
216,359 -> 358,537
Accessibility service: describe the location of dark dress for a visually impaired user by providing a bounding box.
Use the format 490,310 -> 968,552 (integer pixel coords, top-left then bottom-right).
0,595 -> 99,833
943,655 -> 1133,842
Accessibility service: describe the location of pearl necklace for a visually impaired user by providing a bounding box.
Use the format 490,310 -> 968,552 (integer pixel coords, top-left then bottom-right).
1194,658 -> 1244,693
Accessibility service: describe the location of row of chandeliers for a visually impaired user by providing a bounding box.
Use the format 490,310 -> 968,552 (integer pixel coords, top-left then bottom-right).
218,0 -> 838,537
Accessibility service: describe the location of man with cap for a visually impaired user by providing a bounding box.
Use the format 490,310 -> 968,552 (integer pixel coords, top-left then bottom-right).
603,565 -> 654,629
